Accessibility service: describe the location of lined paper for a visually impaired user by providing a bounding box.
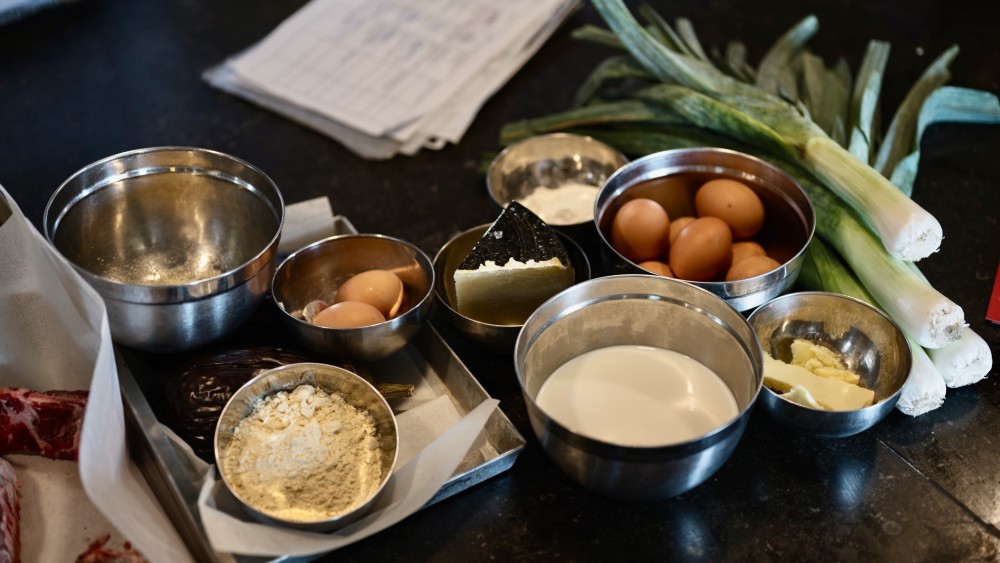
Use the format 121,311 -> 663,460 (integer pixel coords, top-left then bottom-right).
206,0 -> 578,158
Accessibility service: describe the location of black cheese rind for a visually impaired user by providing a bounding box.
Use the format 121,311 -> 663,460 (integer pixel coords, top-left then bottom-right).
458,201 -> 570,270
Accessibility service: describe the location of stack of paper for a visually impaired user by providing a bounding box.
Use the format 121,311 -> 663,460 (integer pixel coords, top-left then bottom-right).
205,0 -> 579,159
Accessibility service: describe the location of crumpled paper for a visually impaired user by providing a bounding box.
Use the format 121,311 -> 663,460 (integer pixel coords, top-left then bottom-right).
0,185 -> 192,562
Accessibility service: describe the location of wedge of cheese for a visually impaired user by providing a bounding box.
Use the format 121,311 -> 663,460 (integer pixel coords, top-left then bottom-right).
454,202 -> 574,325
763,355 -> 874,411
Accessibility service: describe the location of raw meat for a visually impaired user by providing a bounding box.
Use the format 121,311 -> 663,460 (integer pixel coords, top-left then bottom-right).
75,534 -> 147,563
0,457 -> 19,563
0,388 -> 87,461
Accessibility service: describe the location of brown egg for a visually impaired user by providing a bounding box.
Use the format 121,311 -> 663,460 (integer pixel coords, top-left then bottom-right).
694,179 -> 765,239
669,217 -> 732,281
730,241 -> 767,266
335,269 -> 405,318
668,216 -> 696,244
638,260 -> 673,277
610,198 -> 670,262
312,301 -> 387,328
725,255 -> 782,281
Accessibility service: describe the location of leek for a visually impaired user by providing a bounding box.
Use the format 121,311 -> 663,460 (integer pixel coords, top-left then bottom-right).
590,0 -> 944,261
847,41 -> 889,162
801,179 -> 965,348
798,239 -> 946,416
926,327 -> 993,388
897,337 -> 948,416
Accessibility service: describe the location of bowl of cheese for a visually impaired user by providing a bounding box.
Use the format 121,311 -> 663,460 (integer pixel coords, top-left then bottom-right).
433,202 -> 591,353
747,291 -> 911,438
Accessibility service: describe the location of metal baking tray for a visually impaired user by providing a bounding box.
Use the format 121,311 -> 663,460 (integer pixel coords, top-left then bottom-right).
117,216 -> 525,562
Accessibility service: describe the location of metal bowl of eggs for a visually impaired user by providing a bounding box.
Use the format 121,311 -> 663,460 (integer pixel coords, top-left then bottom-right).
595,147 -> 815,312
748,291 -> 911,438
433,223 -> 591,353
515,274 -> 763,500
215,362 -> 398,531
272,234 -> 435,362
43,147 -> 284,353
487,133 -> 628,246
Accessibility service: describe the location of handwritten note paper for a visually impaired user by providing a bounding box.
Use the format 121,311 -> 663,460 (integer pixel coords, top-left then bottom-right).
206,0 -> 578,158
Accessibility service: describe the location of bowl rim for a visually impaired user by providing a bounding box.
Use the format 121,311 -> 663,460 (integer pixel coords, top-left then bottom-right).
514,273 -> 764,454
42,146 -> 285,299
213,361 -> 399,528
431,222 -> 592,329
748,290 -> 913,417
271,232 -> 436,331
593,147 -> 817,309
486,132 -> 629,214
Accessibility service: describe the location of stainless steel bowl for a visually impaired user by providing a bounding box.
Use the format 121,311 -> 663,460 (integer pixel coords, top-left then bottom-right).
433,223 -> 591,353
595,148 -> 815,311
214,362 -> 398,531
43,147 -> 284,353
487,133 -> 627,251
748,291 -> 911,438
514,275 -> 763,499
272,234 -> 434,362
487,133 -> 628,224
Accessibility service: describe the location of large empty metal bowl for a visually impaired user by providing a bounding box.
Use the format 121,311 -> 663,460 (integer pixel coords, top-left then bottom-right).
44,147 -> 284,352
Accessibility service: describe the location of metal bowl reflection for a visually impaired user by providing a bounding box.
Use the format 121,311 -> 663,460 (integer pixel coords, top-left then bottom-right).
748,291 -> 911,438
514,275 -> 762,499
595,148 -> 815,311
214,362 -> 398,531
271,234 -> 434,362
43,147 -> 284,352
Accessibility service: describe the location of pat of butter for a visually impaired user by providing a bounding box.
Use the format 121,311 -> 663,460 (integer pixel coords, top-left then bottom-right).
763,355 -> 875,411
781,385 -> 823,410
790,339 -> 861,385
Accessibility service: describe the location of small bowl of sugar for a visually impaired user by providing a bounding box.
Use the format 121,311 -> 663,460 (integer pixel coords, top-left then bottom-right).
487,133 -> 628,247
214,362 -> 398,531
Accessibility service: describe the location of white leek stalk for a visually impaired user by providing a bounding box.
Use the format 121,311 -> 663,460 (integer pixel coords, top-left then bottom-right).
896,341 -> 948,416
926,327 -> 993,387
801,175 -> 965,348
804,136 -> 943,261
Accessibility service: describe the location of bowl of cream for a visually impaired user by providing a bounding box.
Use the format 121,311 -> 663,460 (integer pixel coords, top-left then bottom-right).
514,274 -> 763,499
486,133 -> 628,251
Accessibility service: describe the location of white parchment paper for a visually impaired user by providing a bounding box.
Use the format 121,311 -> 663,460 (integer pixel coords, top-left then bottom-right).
0,185 -> 192,561
1,188 -> 501,561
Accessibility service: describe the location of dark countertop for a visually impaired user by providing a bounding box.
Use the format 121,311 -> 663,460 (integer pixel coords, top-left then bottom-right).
2,0 -> 999,561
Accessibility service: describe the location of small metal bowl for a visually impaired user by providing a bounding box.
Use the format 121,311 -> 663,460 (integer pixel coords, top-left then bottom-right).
488,133 -> 627,246
214,362 -> 398,531
595,148 -> 815,311
433,223 -> 591,353
272,234 -> 434,362
44,147 -> 284,353
748,291 -> 912,438
515,275 -> 763,500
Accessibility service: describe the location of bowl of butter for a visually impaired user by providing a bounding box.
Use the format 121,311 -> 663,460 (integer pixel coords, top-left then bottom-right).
748,291 -> 911,438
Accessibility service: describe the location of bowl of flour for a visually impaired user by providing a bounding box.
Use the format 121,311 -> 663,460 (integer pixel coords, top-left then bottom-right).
214,362 -> 398,531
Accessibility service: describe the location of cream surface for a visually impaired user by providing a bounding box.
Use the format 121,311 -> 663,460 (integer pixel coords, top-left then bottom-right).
535,345 -> 738,446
